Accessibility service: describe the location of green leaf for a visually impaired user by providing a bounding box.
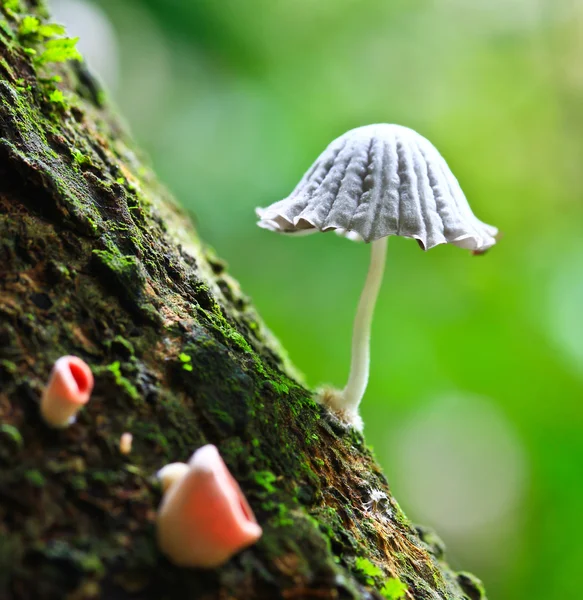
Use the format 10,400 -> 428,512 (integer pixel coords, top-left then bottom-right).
3,0 -> 21,15
49,90 -> 64,101
18,15 -> 38,36
0,19 -> 13,38
355,557 -> 384,579
48,89 -> 66,106
0,424 -> 23,449
38,23 -> 66,38
380,578 -> 408,600
253,470 -> 277,493
71,149 -> 88,164
37,37 -> 82,65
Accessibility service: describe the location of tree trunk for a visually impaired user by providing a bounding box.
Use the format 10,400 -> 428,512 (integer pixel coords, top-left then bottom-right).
0,2 -> 487,599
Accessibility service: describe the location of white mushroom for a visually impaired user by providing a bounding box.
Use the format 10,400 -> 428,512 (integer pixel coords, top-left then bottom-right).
119,432 -> 133,455
257,124 -> 498,429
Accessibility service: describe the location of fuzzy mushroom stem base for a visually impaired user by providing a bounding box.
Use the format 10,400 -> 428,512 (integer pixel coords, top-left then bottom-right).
340,237 -> 388,421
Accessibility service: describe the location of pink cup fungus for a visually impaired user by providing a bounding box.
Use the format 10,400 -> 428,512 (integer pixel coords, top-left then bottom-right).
156,444 -> 263,568
40,356 -> 94,428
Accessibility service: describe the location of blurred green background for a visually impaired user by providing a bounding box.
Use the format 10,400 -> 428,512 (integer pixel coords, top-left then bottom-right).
50,0 -> 583,598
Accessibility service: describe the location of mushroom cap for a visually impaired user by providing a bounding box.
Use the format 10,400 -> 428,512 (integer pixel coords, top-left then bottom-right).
256,124 -> 498,251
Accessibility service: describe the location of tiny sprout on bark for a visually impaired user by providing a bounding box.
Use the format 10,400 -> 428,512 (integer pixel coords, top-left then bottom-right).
257,124 -> 498,430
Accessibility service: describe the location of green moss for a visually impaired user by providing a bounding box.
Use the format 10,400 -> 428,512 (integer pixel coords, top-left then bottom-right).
109,335 -> 135,357
69,475 -> 87,491
24,469 -> 46,487
143,429 -> 170,453
17,16 -> 66,41
272,503 -> 294,527
207,408 -> 234,427
78,553 -> 104,575
40,541 -> 105,576
48,88 -> 67,108
203,308 -> 270,377
225,328 -> 253,354
18,15 -> 39,36
0,20 -> 13,39
106,361 -> 140,402
253,470 -> 277,494
260,500 -> 295,527
94,247 -> 134,274
71,148 -> 89,165
36,36 -> 81,65
3,0 -> 20,16
269,380 -> 289,395
391,498 -> 412,528
0,424 -> 23,448
178,352 -> 193,371
124,464 -> 142,476
0,360 -> 18,374
355,556 -> 384,580
0,56 -> 15,83
92,247 -> 146,296
37,23 -> 66,39
0,80 -> 103,236
90,471 -> 110,484
380,578 -> 408,600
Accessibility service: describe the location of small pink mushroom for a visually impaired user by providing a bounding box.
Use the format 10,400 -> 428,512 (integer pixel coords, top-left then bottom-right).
40,356 -> 94,428
157,444 -> 262,568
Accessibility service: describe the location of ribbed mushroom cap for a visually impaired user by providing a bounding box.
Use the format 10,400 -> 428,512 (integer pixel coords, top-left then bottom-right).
256,124 -> 498,252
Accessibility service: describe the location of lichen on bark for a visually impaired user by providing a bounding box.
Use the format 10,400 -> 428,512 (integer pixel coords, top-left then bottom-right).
0,1 -> 487,599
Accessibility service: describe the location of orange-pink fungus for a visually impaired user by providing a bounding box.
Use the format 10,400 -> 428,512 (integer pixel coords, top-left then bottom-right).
40,356 -> 94,428
157,444 -> 262,568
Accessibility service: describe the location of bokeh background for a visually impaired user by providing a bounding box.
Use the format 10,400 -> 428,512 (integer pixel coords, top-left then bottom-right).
48,1 -> 583,598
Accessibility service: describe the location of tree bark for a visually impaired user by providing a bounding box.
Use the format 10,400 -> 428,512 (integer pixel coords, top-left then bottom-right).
0,2 -> 487,599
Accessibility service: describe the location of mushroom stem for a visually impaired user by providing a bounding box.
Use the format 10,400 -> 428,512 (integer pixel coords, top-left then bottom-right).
341,237 -> 388,414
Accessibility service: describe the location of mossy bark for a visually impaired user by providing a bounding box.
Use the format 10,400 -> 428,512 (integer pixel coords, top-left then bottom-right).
0,2 -> 487,599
